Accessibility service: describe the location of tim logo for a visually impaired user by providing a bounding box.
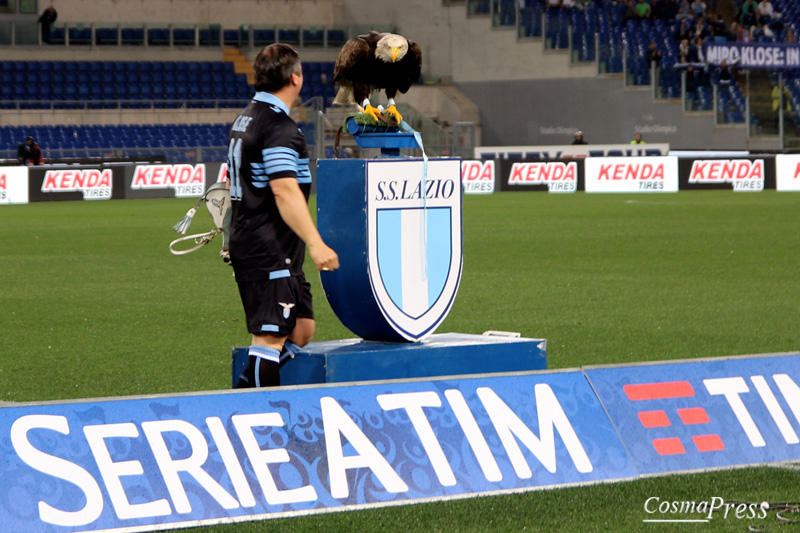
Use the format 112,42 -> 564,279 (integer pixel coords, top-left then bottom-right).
367,159 -> 463,341
625,381 -> 724,456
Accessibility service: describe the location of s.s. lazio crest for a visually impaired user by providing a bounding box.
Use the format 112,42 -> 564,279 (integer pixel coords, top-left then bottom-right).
316,158 -> 462,342
368,159 -> 462,340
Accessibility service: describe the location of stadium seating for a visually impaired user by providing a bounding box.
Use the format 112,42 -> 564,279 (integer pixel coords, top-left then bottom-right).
545,7 -> 570,50
1,123 -> 234,163
469,0 -> 491,16
0,60 -> 338,109
2,120 -> 327,163
593,1 -> 625,73
518,1 -> 544,38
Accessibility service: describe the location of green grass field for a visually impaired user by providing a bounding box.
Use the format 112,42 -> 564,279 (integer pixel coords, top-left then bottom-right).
2,191 -> 800,532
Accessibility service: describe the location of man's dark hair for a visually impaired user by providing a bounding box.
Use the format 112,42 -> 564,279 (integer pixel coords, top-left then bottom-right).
253,43 -> 301,93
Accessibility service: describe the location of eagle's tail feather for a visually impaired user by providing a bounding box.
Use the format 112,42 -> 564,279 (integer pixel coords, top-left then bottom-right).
333,86 -> 355,105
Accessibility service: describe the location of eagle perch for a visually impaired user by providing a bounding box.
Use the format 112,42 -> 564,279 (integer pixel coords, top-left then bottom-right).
333,31 -> 422,125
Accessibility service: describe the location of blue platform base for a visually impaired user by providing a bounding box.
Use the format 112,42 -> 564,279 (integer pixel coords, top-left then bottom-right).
344,117 -> 419,156
232,333 -> 547,386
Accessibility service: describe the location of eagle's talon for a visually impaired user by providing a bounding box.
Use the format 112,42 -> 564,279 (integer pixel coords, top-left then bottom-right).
358,104 -> 383,123
385,105 -> 403,124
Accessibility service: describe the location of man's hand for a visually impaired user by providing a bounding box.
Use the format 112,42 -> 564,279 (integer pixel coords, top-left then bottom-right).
270,178 -> 340,272
308,241 -> 339,272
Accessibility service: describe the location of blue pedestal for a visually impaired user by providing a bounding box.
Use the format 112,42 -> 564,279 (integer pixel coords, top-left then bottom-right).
316,157 -> 463,342
232,333 -> 547,386
345,117 -> 419,156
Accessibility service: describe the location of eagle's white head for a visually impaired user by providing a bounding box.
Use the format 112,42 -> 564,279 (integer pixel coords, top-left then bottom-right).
376,33 -> 408,63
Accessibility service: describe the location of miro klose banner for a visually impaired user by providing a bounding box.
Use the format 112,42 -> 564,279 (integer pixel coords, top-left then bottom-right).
0,372 -> 636,532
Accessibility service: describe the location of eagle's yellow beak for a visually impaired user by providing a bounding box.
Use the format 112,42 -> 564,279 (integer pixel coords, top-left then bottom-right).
391,47 -> 400,62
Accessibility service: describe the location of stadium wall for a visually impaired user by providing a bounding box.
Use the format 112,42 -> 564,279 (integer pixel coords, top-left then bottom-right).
43,0 -> 335,28
457,77 -> 748,149
0,108 -> 236,127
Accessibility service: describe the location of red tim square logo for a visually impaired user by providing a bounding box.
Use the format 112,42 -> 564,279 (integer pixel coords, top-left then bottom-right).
624,381 -> 724,455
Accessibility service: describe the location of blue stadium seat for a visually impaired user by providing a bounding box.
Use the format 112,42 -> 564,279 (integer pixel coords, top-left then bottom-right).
173,28 -> 195,46
199,27 -> 221,46
278,28 -> 300,44
49,27 -> 66,45
253,29 -> 275,45
95,27 -> 118,45
303,29 -> 324,46
223,29 -> 244,46
122,28 -> 145,45
327,29 -> 347,46
68,27 -> 92,45
148,28 -> 170,45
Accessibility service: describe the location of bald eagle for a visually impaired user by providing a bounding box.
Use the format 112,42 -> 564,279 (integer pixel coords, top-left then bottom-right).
333,31 -> 422,125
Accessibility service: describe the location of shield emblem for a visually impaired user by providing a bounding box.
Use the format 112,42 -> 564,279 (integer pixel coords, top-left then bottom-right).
367,159 -> 462,341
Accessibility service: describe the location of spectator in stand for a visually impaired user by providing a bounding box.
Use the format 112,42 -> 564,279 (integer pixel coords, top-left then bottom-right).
634,0 -> 651,19
693,36 -> 706,63
738,0 -> 758,27
685,65 -> 699,108
771,83 -> 792,118
706,13 -> 727,40
675,0 -> 694,21
623,0 -> 639,21
753,20 -> 775,40
652,0 -> 673,21
631,133 -> 646,144
691,0 -> 707,17
675,19 -> 693,41
17,136 -> 44,165
663,0 -> 679,20
756,0 -> 776,26
646,41 -> 662,67
546,0 -> 563,9
693,15 -> 711,40
785,26 -> 796,43
715,59 -> 735,85
572,130 -> 588,144
678,38 -> 691,63
729,22 -> 751,42
37,5 -> 57,45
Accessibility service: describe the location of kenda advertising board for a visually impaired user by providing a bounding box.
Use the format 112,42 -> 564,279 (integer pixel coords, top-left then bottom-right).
0,166 -> 29,205
461,160 -> 495,194
0,371 -> 636,532
498,160 -> 580,193
584,156 -> 679,193
679,157 -> 772,191
585,353 -> 800,474
775,154 -> 800,191
124,162 -> 226,199
29,166 -> 122,202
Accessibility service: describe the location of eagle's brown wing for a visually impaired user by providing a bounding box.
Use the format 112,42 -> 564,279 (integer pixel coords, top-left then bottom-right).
402,40 -> 423,93
333,36 -> 371,84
